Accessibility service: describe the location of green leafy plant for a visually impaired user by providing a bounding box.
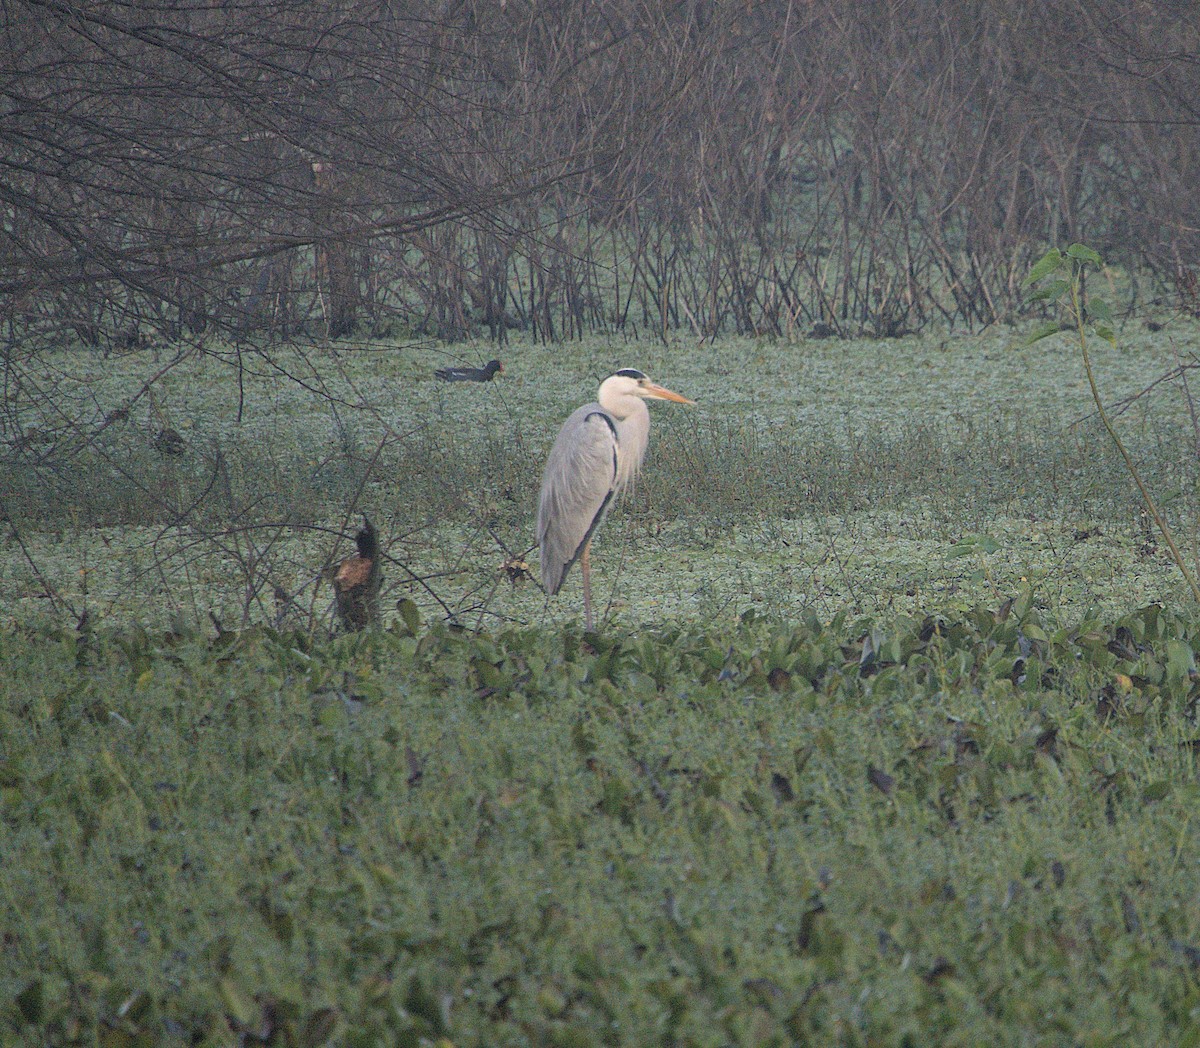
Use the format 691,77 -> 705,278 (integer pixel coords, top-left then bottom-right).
1025,244 -> 1200,603
6,607 -> 1200,1043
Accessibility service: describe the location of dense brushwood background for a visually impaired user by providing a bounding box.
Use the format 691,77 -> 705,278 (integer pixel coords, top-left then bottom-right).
3,0 -> 1198,348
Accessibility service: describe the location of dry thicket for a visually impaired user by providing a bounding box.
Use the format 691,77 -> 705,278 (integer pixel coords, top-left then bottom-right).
1,0 -> 1197,350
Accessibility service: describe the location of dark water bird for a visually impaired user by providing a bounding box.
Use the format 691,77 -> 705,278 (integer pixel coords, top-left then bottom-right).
434,359 -> 504,383
332,517 -> 381,631
537,369 -> 694,630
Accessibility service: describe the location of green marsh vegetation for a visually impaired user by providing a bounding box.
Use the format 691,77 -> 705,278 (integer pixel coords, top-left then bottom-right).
7,301 -> 1200,1042
4,315 -> 1200,631
6,599 -> 1200,1044
7,1 -> 1200,1039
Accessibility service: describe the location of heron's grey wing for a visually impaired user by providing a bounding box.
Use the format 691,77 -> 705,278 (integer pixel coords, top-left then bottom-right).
537,406 -> 619,594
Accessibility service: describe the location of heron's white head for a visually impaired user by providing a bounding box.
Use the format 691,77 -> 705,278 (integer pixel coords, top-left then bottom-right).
598,369 -> 695,416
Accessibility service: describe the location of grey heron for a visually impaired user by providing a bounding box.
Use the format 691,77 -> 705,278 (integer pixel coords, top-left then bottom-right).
537,368 -> 695,629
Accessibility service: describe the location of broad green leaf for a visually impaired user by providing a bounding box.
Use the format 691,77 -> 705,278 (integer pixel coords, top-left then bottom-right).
1026,320 -> 1065,345
397,598 -> 422,636
1088,297 -> 1113,323
302,1008 -> 340,1048
949,534 -> 1001,557
1093,323 -> 1116,346
1142,781 -> 1172,803
404,974 -> 447,1035
219,978 -> 257,1028
15,979 -> 43,1025
116,989 -> 152,1022
1023,247 -> 1063,286
1166,638 -> 1195,684
1022,623 -> 1049,643
317,700 -> 346,727
1065,243 -> 1103,265
1029,277 -> 1070,302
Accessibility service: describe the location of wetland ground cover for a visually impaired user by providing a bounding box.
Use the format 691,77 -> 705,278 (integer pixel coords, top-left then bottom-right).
5,320 -> 1200,1043
4,319 -> 1200,630
6,602 -> 1200,1044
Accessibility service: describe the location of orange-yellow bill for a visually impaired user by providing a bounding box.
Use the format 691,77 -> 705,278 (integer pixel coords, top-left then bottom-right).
643,382 -> 695,405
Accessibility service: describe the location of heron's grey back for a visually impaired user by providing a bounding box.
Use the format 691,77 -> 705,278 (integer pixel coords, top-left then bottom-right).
537,404 -> 619,594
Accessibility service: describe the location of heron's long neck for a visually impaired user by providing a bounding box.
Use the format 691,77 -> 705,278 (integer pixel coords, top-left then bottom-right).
612,398 -> 650,492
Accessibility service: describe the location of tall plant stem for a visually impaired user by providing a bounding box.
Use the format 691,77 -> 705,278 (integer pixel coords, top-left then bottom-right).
1070,282 -> 1200,603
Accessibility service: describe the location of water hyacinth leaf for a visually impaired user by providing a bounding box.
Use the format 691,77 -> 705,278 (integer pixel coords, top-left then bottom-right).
770,772 -> 795,804
302,1008 -> 340,1047
251,897 -> 295,946
796,902 -> 827,952
742,787 -> 767,818
858,631 -> 877,673
317,701 -> 347,728
405,746 -> 424,786
570,719 -> 596,757
948,534 -> 1000,557
397,598 -> 422,636
403,974 -> 447,1035
219,978 -> 258,1029
1165,639 -> 1196,686
369,861 -> 400,887
867,765 -> 895,796
1142,781 -> 1172,803
793,744 -> 814,776
14,979 -> 43,1025
471,657 -> 505,691
1121,893 -> 1142,935
117,988 -> 152,1023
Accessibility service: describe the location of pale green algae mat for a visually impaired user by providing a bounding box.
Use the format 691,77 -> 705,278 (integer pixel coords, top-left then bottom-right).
2,321 -> 1199,630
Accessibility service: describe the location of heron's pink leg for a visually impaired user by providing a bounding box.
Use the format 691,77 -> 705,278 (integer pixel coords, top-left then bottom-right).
581,540 -> 593,631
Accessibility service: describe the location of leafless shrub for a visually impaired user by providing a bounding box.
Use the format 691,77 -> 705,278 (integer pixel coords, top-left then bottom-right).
6,0 -> 1198,349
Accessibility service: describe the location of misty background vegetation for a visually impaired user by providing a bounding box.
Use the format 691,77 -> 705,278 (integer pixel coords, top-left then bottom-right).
9,8 -> 1200,1043
4,0 -> 1200,635
3,0 -> 1199,349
